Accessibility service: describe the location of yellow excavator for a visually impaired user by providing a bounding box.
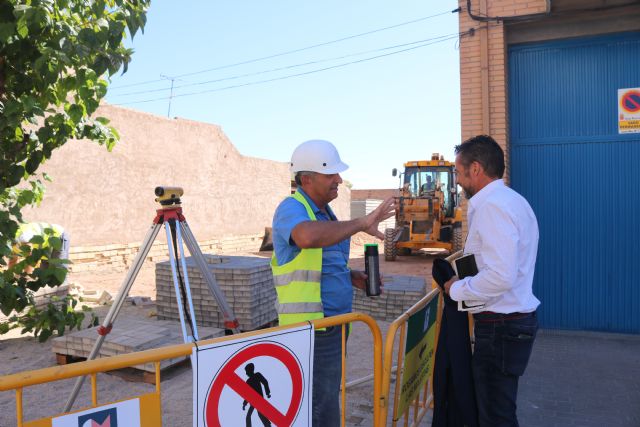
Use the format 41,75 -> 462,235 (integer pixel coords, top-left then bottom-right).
384,153 -> 463,261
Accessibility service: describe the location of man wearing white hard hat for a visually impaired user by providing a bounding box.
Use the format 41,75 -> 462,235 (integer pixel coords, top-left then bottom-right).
271,139 -> 395,426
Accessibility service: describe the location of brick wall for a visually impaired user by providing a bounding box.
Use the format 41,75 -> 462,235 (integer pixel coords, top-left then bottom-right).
458,0 -> 549,181
68,233 -> 266,273
457,0 -> 549,236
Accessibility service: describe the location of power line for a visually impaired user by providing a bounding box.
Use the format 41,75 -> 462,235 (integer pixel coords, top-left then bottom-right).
108,8 -> 459,90
114,29 -> 472,106
109,32 -> 463,98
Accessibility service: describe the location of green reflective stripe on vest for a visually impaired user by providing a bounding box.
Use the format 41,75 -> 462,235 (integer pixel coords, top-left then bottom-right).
273,269 -> 322,286
271,190 -> 324,326
14,223 -> 64,253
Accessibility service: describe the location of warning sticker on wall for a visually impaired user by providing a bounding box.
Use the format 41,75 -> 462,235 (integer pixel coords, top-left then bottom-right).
618,88 -> 640,134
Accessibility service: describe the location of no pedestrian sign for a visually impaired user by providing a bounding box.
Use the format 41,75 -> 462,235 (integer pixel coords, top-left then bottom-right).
193,324 -> 313,427
618,88 -> 640,134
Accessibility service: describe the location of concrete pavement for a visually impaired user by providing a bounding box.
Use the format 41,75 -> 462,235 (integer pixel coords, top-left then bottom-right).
345,323 -> 640,426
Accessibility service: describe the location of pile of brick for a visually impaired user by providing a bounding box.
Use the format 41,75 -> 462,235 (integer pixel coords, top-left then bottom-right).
155,255 -> 276,331
52,318 -> 224,372
0,284 -> 70,323
68,232 -> 265,273
33,284 -> 70,308
352,274 -> 428,322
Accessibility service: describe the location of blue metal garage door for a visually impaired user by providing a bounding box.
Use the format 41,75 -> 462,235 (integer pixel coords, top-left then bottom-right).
509,32 -> 640,333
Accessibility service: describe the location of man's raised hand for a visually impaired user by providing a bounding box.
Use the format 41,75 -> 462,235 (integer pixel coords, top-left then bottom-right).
363,196 -> 396,239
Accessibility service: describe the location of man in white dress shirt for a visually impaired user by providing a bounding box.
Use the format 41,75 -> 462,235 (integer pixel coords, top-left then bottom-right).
444,135 -> 540,427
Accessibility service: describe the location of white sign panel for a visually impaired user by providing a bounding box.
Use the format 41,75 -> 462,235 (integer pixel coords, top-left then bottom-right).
618,87 -> 640,134
193,324 -> 313,427
52,398 -> 140,427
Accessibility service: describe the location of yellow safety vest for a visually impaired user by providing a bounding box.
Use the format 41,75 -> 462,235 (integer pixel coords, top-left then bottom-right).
13,222 -> 64,253
271,191 -> 324,326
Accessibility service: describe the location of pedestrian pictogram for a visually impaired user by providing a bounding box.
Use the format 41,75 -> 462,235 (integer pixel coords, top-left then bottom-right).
194,324 -> 313,427
242,363 -> 272,427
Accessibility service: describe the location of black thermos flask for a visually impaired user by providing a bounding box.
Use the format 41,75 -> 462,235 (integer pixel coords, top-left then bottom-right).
364,243 -> 381,296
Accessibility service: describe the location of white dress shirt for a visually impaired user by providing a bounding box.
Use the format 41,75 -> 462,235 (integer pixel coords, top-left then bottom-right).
449,179 -> 540,314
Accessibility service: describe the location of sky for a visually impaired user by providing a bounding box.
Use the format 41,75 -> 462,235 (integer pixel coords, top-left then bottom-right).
105,1 -> 462,189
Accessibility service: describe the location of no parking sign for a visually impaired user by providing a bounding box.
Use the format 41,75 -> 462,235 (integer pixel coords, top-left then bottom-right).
193,324 -> 313,427
619,87 -> 640,133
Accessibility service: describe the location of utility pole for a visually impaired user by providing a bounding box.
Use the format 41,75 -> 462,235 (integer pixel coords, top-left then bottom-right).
160,74 -> 178,118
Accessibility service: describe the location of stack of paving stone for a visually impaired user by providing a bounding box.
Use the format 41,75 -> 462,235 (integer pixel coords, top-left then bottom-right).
52,318 -> 224,372
155,255 -> 276,331
352,274 -> 427,322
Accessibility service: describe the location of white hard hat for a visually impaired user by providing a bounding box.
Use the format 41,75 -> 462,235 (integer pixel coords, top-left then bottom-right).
290,139 -> 349,174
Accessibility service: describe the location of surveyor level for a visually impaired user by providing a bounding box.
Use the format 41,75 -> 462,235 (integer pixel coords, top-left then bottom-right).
62,186 -> 240,412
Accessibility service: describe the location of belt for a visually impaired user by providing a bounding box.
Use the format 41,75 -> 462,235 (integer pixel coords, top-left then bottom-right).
473,311 -> 536,322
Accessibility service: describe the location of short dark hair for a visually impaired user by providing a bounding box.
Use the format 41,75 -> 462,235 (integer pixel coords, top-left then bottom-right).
294,171 -> 315,186
454,135 -> 505,179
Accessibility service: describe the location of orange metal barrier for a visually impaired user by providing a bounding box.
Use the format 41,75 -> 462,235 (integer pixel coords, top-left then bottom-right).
380,287 -> 442,427
0,312 -> 382,427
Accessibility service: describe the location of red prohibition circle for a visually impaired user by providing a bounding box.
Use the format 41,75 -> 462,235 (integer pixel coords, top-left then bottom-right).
204,342 -> 303,427
621,90 -> 640,113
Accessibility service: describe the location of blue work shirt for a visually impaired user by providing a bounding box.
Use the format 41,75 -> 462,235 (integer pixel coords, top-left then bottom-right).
272,188 -> 352,317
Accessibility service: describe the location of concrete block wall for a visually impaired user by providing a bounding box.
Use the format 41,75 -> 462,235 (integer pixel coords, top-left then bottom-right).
23,104 -> 291,246
351,189 -> 397,201
20,104 -> 351,274
352,274 -> 427,322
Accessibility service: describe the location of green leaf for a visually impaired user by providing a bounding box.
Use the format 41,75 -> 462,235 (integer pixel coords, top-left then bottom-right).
67,104 -> 84,123
109,125 -> 119,140
53,268 -> 67,284
7,165 -> 24,187
77,27 -> 98,48
38,328 -> 52,342
85,97 -> 99,115
16,16 -> 28,38
29,235 -> 44,245
0,22 -> 15,42
48,236 -> 62,251
25,151 -> 43,174
16,190 -> 36,206
33,54 -> 50,74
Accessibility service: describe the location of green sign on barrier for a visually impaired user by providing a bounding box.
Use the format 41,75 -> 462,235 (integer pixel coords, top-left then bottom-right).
396,297 -> 438,418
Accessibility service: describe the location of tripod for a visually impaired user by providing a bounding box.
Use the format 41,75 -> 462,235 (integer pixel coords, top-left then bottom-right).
63,187 -> 240,412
